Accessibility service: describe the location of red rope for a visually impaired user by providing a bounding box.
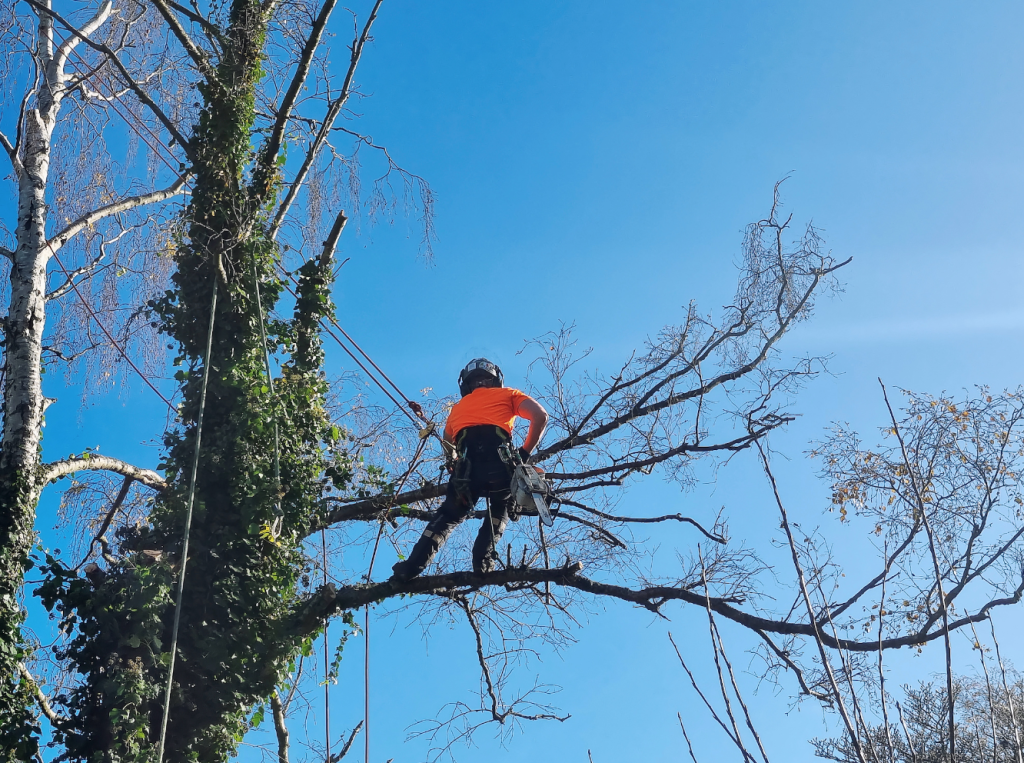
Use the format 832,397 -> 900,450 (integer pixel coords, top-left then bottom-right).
51,252 -> 177,412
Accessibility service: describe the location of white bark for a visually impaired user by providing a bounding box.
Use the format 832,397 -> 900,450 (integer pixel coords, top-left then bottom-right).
39,455 -> 165,490
2,1 -> 112,483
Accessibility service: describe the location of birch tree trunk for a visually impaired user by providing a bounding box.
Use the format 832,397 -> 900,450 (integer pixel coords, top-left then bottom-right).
0,3 -> 113,756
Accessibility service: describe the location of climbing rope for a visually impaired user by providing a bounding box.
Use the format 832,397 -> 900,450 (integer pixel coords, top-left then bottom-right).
276,274 -> 441,447
361,431 -> 430,763
321,529 -> 331,763
52,252 -> 177,413
155,268 -> 220,763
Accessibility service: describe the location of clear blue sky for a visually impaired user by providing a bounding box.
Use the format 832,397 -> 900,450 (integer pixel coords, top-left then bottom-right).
30,1 -> 1024,761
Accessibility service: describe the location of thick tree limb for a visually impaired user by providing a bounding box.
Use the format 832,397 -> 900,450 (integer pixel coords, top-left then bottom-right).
269,0 -> 384,239
18,665 -> 63,725
51,0 -> 113,78
164,0 -> 226,48
269,692 -> 289,763
315,482 -> 446,530
46,176 -> 187,255
252,0 -> 338,198
23,0 -> 194,157
39,455 -> 165,489
149,0 -> 221,89
293,562 -> 1024,654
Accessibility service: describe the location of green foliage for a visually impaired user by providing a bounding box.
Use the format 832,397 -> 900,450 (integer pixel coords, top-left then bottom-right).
37,549 -> 172,763
0,471 -> 42,761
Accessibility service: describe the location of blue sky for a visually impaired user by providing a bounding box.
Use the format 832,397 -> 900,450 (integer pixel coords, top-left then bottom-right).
25,0 -> 1024,761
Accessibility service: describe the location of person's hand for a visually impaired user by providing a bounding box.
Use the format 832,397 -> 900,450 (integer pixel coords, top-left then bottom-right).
517,446 -> 531,464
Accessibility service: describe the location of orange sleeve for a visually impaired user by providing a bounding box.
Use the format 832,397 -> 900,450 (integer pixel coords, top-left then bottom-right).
507,388 -> 530,417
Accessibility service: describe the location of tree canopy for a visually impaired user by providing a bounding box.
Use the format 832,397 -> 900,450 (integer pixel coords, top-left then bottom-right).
1,2 -> 1023,762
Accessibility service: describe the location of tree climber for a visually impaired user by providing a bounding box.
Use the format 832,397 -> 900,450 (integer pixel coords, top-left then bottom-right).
391,358 -> 549,581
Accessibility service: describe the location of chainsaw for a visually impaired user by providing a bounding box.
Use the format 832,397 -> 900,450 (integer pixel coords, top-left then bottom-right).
499,444 -> 554,527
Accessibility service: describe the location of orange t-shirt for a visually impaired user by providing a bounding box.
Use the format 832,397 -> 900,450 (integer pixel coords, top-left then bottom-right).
444,387 -> 531,441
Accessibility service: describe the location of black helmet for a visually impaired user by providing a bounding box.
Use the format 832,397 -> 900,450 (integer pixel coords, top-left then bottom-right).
458,358 -> 503,396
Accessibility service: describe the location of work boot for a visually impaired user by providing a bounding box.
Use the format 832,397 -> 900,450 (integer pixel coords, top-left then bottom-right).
390,533 -> 440,582
390,557 -> 421,583
472,513 -> 508,574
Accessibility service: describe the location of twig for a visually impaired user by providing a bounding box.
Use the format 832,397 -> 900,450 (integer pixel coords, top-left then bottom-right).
668,632 -> 749,756
756,442 -> 866,763
678,713 -> 701,763
990,618 -> 1023,763
880,379 -> 955,762
896,701 -> 919,763
967,616 -> 997,763
329,720 -> 363,762
877,544 -> 895,757
74,475 -> 133,569
699,548 -> 769,763
752,629 -> 829,702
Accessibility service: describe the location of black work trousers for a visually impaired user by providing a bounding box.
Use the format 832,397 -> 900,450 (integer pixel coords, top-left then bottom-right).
397,427 -> 513,578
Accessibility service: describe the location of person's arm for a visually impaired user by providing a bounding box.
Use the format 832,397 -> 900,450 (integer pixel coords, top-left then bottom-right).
442,420 -> 457,460
516,396 -> 548,455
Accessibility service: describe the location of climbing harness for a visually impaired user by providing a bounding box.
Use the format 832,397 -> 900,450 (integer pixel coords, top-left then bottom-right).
156,266 -> 220,763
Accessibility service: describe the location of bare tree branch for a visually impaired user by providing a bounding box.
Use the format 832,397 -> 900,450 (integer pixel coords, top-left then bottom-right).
22,0 -> 194,157
880,379 -> 957,762
149,0 -> 221,89
18,664 -> 64,725
554,496 -> 726,544
51,0 -> 112,75
759,441 -> 866,763
329,721 -> 363,762
252,0 -> 339,198
545,421 -> 791,481
164,0 -> 226,48
269,691 -> 289,763
73,475 -> 133,569
46,176 -> 187,255
669,632 -> 753,760
0,130 -> 16,165
268,0 -> 384,239
39,455 -> 165,490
